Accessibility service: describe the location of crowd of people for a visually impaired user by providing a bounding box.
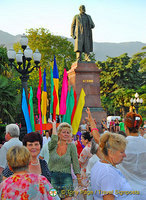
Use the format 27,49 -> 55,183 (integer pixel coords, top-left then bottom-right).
0,110 -> 146,200
101,117 -> 123,133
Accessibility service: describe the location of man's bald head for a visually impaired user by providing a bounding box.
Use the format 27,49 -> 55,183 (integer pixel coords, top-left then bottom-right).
79,5 -> 86,14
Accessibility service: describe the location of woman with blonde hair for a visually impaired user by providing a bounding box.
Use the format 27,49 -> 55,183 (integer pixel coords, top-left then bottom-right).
117,112 -> 146,200
91,132 -> 135,200
0,146 -> 54,199
85,107 -> 136,200
48,120 -> 81,200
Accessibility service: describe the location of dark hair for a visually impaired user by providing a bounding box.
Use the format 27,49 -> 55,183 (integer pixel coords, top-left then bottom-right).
23,132 -> 43,148
118,131 -> 127,137
44,129 -> 52,137
82,131 -> 93,142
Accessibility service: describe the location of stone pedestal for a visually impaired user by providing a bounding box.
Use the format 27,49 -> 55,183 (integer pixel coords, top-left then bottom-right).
67,61 -> 107,132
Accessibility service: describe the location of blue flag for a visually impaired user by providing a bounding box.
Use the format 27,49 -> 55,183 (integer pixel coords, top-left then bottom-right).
53,55 -> 59,78
22,88 -> 32,133
43,68 -> 47,92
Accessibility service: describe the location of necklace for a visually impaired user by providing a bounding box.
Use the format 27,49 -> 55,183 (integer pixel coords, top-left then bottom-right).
30,159 -> 39,166
102,158 -> 116,168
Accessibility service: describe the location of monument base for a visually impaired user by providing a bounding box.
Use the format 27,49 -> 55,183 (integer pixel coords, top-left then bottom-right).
68,61 -> 107,133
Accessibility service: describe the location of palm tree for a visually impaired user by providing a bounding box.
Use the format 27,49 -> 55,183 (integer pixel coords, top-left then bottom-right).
0,75 -> 17,123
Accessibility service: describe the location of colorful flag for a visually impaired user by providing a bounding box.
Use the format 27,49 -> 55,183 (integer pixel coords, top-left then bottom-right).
37,67 -> 43,134
28,92 -> 30,115
50,66 -> 54,114
71,89 -> 77,124
29,87 -> 35,131
53,86 -> 58,121
62,86 -> 74,124
59,68 -> 68,115
72,88 -> 86,135
53,56 -> 59,117
41,69 -> 47,124
62,90 -> 70,122
22,88 -> 32,133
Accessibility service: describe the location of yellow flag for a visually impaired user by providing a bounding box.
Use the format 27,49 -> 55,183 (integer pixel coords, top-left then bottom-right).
41,91 -> 47,123
72,88 -> 86,135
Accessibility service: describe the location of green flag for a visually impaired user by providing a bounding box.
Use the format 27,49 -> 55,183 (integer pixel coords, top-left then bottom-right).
62,90 -> 70,122
62,86 -> 74,124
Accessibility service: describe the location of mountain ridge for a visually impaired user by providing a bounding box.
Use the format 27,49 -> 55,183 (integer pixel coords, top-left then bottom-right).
0,30 -> 145,61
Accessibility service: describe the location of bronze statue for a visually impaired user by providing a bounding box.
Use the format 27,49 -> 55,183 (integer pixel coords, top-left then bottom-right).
71,5 -> 95,62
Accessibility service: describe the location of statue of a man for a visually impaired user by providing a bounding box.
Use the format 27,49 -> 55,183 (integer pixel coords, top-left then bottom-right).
71,5 -> 95,62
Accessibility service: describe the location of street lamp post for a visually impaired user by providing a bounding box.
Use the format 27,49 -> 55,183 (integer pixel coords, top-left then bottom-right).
7,34 -> 41,140
130,93 -> 143,113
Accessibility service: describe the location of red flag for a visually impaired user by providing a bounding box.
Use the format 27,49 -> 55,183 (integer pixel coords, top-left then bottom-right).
71,89 -> 77,124
37,67 -> 43,134
28,92 -> 30,115
39,67 -> 42,87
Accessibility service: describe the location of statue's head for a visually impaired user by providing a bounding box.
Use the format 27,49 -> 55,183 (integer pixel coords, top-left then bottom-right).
79,5 -> 86,14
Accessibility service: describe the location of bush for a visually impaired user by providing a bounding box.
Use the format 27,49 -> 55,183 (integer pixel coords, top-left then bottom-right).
0,124 -> 6,143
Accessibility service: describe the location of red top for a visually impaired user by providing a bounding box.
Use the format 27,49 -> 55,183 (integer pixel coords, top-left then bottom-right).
76,140 -> 83,158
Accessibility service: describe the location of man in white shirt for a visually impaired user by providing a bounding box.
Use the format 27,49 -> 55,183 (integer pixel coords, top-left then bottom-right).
80,119 -> 88,134
0,124 -> 22,175
39,142 -> 50,164
40,129 -> 53,163
43,130 -> 51,146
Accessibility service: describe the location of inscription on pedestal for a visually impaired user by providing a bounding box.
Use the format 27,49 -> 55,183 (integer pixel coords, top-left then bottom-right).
67,61 -> 107,132
83,80 -> 94,83
68,62 -> 102,107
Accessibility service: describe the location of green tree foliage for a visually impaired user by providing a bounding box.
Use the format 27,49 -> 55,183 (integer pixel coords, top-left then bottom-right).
133,46 -> 146,73
97,53 -> 144,117
26,28 -> 75,85
0,75 -> 18,123
0,46 -> 21,124
0,46 -> 10,77
133,46 -> 146,95
135,85 -> 146,118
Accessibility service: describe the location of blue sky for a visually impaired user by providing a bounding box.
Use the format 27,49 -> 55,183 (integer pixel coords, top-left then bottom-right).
0,0 -> 146,43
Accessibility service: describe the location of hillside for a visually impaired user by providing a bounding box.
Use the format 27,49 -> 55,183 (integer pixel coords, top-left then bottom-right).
0,30 -> 21,49
93,41 -> 145,61
0,30 -> 145,61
